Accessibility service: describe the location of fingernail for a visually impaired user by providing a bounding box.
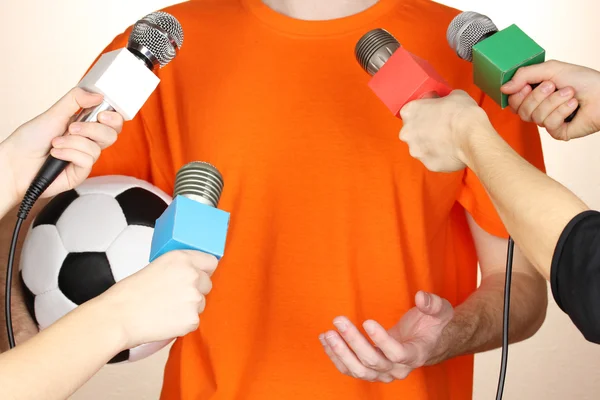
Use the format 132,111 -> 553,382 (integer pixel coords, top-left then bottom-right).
53,137 -> 64,146
559,87 -> 573,97
363,321 -> 376,335
423,292 -> 431,307
99,112 -> 111,123
501,80 -> 514,89
318,334 -> 327,345
540,82 -> 554,94
568,98 -> 578,107
333,319 -> 347,333
325,333 -> 339,344
69,123 -> 81,133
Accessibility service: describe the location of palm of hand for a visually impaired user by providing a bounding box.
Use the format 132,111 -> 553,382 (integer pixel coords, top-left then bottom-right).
395,306 -> 446,341
320,291 -> 454,384
5,113 -> 80,201
388,306 -> 449,366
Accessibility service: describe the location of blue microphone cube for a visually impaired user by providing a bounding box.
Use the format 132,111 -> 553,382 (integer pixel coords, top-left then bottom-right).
149,195 -> 230,262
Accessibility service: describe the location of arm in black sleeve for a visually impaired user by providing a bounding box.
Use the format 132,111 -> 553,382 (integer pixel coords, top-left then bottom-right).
551,210 -> 600,344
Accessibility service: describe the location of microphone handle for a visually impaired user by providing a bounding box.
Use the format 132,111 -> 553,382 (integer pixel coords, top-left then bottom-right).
33,100 -> 115,193
529,83 -> 579,123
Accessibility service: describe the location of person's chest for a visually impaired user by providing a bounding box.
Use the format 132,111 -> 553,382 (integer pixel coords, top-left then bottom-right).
145,31 -> 467,237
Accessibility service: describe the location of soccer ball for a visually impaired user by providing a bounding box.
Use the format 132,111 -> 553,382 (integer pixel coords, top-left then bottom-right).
19,175 -> 173,363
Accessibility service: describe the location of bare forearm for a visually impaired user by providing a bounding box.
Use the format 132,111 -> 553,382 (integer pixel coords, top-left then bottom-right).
429,272 -> 546,364
0,199 -> 50,351
0,298 -> 125,400
462,123 -> 589,280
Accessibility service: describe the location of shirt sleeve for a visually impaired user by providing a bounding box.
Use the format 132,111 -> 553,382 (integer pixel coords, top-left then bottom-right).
86,29 -> 154,183
457,92 -> 546,238
551,210 -> 600,344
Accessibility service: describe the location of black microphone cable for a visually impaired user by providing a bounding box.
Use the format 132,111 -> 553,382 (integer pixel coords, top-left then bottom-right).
496,237 -> 514,400
5,216 -> 26,349
5,179 -> 48,348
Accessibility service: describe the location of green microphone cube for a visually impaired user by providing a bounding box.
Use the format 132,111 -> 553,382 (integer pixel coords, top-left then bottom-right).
473,24 -> 545,108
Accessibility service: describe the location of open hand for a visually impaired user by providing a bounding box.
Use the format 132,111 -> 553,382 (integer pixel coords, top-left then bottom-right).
319,291 -> 454,383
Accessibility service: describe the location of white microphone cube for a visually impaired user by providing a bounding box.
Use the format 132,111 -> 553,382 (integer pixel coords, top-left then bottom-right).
77,48 -> 160,120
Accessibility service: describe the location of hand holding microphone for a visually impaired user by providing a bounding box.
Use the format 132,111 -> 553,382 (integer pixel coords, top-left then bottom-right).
446,11 -> 579,124
0,249 -> 216,400
353,26 -> 480,171
355,29 -> 452,117
398,90 -> 491,173
98,250 -> 217,349
18,11 -> 183,221
146,161 -> 230,338
501,60 -> 600,140
0,89 -> 123,213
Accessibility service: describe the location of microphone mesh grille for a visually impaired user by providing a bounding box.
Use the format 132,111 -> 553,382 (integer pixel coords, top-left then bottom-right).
173,162 -> 224,208
128,11 -> 184,68
446,11 -> 498,62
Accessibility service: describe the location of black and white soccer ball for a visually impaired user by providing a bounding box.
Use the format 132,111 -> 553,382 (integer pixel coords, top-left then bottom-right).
19,175 -> 173,363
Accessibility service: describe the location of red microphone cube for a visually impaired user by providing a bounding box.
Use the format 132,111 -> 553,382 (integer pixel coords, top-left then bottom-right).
368,47 -> 452,117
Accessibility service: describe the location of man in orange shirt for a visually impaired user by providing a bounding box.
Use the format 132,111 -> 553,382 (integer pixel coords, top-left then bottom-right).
1,0 -> 548,399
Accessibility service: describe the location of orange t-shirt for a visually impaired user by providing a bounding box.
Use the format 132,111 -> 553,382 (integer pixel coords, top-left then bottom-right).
90,0 -> 545,398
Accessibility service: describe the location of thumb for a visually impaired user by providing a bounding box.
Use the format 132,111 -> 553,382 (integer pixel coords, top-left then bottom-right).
46,88 -> 104,119
415,291 -> 453,321
419,91 -> 440,100
399,95 -> 439,120
501,62 -> 561,94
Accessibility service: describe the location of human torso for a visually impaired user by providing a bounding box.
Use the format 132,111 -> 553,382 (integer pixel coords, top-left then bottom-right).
111,0 -> 487,398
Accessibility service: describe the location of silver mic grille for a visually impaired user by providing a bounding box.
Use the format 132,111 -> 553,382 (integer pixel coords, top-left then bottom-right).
355,28 -> 401,76
173,162 -> 224,208
447,11 -> 498,62
128,11 -> 184,68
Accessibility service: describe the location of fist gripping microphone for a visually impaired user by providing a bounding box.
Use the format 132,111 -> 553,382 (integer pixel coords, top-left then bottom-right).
447,11 -> 579,122
355,28 -> 452,117
19,11 -> 184,221
149,162 -> 230,262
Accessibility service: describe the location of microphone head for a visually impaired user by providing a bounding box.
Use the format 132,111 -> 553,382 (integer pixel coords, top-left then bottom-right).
128,11 -> 184,69
173,162 -> 224,208
447,11 -> 498,62
355,28 -> 401,76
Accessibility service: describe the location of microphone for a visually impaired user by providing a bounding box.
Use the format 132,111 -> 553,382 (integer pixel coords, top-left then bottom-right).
447,11 -> 579,122
355,28 -> 452,117
18,11 -> 184,220
149,162 -> 230,263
